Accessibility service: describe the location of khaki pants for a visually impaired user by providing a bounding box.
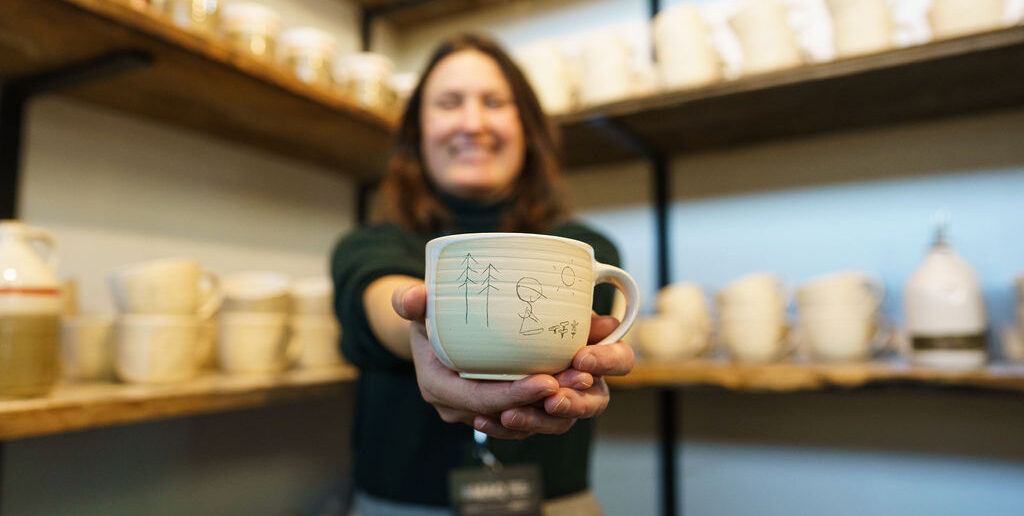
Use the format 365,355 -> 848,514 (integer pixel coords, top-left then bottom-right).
351,490 -> 603,516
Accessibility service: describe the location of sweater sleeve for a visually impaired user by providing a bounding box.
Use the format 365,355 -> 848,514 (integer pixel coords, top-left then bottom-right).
330,224 -> 426,372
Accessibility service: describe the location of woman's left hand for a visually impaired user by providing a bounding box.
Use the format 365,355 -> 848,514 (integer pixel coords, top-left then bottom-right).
479,315 -> 635,435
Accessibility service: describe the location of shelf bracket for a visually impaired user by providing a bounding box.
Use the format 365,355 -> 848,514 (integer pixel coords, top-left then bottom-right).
0,50 -> 152,219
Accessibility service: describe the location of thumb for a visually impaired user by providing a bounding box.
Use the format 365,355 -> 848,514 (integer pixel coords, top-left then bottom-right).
392,283 -> 427,321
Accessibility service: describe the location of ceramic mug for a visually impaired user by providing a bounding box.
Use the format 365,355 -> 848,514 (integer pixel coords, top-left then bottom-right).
636,313 -> 711,361
796,271 -> 884,307
652,3 -> 722,89
217,312 -> 291,374
827,0 -> 894,58
930,0 -> 1005,39
115,314 -> 204,384
729,0 -> 804,75
425,233 -> 639,380
109,257 -> 222,318
221,271 -> 291,313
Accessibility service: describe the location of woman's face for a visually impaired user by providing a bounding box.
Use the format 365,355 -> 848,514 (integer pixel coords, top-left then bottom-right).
420,49 -> 525,201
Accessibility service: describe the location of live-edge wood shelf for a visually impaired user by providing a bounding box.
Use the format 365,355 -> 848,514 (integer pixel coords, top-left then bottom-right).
556,25 -> 1024,168
608,359 -> 1024,393
1,0 -> 395,179
0,366 -> 359,441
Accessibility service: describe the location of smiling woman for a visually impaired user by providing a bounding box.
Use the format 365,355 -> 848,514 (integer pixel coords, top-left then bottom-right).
330,33 -> 634,515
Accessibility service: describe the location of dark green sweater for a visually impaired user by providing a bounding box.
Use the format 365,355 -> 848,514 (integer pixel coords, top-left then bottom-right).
330,197 -> 620,507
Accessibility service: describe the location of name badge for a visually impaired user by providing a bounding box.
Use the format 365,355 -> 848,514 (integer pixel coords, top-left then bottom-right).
449,463 -> 543,516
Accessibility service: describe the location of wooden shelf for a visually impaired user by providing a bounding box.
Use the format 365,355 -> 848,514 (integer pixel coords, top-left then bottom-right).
556,26 -> 1024,168
0,366 -> 359,441
608,359 -> 1024,393
1,0 -> 395,179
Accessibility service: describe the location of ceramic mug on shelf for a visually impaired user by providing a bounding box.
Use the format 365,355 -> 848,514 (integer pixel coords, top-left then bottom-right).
115,314 -> 205,384
729,0 -> 804,75
108,257 -> 222,319
827,0 -> 894,58
217,312 -> 291,374
425,233 -> 639,380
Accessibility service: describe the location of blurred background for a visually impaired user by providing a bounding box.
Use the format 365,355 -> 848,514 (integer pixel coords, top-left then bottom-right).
1,0 -> 1023,514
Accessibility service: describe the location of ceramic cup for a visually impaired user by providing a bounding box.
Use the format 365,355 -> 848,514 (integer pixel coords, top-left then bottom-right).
656,282 -> 711,324
221,271 -> 291,313
109,257 -> 222,318
290,314 -> 342,369
578,27 -> 636,105
515,39 -> 576,114
635,313 -> 711,361
291,276 -> 332,315
652,3 -> 723,89
719,312 -> 790,362
796,271 -> 884,307
730,0 -> 804,75
827,0 -> 894,58
425,233 -> 639,380
115,314 -> 203,384
717,272 -> 787,315
930,0 -> 1006,39
217,312 -> 290,374
60,314 -> 115,381
798,306 -> 888,362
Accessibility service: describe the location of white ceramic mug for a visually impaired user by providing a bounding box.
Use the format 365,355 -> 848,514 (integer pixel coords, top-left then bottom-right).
60,315 -> 115,381
656,282 -> 711,325
930,0 -> 1006,39
426,233 -> 639,380
290,276 -> 333,315
798,307 -> 888,362
115,314 -> 203,384
717,272 -> 787,315
636,313 -> 711,361
719,314 -> 790,363
827,0 -> 894,58
109,258 -> 222,319
217,312 -> 291,374
221,271 -> 291,313
515,39 -> 577,114
730,0 -> 804,75
653,3 -> 723,89
578,28 -> 636,105
796,270 -> 884,307
290,314 -> 342,369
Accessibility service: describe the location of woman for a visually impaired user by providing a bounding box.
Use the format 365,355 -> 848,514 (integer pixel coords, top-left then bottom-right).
331,33 -> 634,515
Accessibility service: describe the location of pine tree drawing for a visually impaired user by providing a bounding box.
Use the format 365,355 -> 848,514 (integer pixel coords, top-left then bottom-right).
478,263 -> 500,327
457,253 -> 480,323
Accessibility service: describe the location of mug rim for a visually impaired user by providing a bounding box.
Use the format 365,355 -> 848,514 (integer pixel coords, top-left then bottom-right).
426,232 -> 595,259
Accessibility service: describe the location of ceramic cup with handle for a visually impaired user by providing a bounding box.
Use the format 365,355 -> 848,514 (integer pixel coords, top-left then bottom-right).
425,233 -> 639,380
109,257 -> 222,319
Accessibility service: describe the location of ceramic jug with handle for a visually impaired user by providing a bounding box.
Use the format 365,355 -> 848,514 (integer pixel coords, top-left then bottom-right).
0,220 -> 62,397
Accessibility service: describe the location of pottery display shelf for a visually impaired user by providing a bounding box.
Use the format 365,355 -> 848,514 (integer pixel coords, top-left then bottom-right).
0,365 -> 359,441
0,0 -> 395,179
607,358 -> 1024,393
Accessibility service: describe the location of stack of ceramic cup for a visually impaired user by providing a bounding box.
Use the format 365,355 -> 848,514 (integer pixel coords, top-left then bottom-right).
218,271 -> 292,375
796,271 -> 887,362
716,273 -> 790,362
108,258 -> 222,384
289,276 -> 343,370
634,283 -> 712,361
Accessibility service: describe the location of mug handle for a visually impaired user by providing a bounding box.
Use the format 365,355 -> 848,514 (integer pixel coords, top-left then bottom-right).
592,262 -> 639,346
196,270 -> 223,321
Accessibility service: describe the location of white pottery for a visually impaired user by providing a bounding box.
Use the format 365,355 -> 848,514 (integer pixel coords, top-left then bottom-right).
425,233 -> 639,380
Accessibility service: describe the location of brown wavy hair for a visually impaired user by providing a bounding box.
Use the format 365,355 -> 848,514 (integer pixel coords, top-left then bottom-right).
377,33 -> 570,234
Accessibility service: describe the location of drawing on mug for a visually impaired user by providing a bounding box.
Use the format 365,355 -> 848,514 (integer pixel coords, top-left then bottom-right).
457,253 -> 480,324
548,320 -> 580,339
517,277 -> 546,336
557,260 -> 577,295
478,263 -> 500,327
457,253 -> 500,326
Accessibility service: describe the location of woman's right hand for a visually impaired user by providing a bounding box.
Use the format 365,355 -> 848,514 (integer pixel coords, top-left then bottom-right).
392,283 -> 594,439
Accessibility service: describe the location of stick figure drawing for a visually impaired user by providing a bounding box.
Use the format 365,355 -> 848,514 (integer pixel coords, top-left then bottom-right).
516,277 -> 546,336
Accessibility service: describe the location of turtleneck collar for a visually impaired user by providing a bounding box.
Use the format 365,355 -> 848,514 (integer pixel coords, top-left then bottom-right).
438,191 -> 510,235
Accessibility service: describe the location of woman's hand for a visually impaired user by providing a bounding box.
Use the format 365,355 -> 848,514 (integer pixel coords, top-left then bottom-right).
393,283 -> 634,439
